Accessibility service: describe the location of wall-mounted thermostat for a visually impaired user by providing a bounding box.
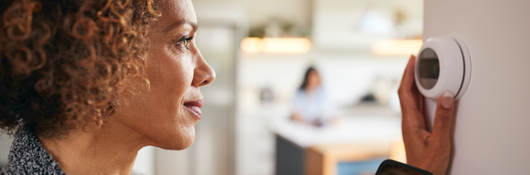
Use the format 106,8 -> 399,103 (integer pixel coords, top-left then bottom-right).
415,36 -> 472,99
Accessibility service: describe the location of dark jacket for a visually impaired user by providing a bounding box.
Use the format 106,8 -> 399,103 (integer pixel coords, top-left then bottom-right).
1,128 -> 66,175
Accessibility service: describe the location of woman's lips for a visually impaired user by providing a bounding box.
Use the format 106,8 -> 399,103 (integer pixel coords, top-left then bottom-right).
184,100 -> 203,119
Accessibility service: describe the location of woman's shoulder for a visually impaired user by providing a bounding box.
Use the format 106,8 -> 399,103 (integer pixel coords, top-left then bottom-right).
1,127 -> 65,175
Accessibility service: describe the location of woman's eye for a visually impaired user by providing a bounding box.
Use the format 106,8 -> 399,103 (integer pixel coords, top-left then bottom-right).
174,36 -> 193,50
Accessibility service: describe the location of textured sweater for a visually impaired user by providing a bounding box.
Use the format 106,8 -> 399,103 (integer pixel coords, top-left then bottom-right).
0,128 -> 66,175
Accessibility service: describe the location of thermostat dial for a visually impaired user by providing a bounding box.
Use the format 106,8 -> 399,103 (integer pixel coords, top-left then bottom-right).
415,36 -> 471,99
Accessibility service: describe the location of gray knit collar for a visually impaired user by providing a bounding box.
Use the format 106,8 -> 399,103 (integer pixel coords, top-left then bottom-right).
2,127 -> 66,175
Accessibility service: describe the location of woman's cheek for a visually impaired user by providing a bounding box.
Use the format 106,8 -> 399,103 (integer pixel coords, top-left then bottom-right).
176,54 -> 196,86
165,45 -> 196,80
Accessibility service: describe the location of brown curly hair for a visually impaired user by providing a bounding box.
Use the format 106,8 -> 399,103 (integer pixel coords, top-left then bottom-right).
0,0 -> 160,137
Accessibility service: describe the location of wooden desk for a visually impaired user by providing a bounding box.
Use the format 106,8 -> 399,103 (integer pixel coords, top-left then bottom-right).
273,116 -> 402,175
305,143 -> 390,175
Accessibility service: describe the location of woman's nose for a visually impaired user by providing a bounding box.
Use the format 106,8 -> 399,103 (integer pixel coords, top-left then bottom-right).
192,52 -> 216,87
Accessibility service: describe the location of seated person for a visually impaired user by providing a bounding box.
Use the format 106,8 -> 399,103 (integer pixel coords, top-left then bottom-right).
290,66 -> 335,127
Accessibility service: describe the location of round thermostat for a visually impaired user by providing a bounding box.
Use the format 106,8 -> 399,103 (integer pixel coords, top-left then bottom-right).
415,36 -> 471,99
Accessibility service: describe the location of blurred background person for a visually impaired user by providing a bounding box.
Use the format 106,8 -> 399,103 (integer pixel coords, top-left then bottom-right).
290,66 -> 335,127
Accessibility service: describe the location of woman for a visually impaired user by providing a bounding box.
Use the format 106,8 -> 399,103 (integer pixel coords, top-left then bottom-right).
290,66 -> 334,127
0,0 -> 455,175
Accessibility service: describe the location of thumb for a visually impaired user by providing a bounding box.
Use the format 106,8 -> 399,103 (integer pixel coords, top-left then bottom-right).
432,91 -> 456,142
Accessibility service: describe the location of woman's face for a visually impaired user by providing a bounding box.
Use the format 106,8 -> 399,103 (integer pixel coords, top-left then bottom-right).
113,0 -> 215,150
306,71 -> 321,91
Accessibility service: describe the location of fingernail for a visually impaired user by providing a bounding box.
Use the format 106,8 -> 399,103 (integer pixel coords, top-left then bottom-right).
441,91 -> 454,109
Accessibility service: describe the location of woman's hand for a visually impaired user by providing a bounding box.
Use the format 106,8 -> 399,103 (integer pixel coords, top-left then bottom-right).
290,113 -> 304,122
398,55 -> 456,175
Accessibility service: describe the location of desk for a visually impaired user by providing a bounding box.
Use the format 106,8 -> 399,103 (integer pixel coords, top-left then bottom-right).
273,116 -> 402,175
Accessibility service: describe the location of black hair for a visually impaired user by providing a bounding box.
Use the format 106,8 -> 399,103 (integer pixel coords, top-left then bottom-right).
299,66 -> 319,90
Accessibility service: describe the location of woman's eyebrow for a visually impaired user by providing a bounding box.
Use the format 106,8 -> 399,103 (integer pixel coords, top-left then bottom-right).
164,20 -> 198,33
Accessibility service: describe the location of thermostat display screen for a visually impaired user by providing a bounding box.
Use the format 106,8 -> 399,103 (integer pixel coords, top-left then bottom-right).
419,59 -> 439,79
418,48 -> 440,89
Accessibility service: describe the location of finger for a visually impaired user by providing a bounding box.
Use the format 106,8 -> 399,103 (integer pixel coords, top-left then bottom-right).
432,91 -> 456,143
398,55 -> 417,103
412,80 -> 425,112
418,129 -> 431,142
405,56 -> 429,128
399,55 -> 425,129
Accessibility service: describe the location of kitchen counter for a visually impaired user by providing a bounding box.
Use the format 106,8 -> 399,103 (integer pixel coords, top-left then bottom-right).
271,106 -> 403,175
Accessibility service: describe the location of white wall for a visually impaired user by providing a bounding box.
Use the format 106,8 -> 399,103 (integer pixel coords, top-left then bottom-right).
424,0 -> 530,174
194,0 -> 312,28
0,135 -> 12,165
132,147 -> 155,175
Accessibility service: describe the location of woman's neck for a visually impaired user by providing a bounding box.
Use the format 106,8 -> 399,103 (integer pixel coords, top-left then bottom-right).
304,86 -> 319,94
39,120 -> 148,175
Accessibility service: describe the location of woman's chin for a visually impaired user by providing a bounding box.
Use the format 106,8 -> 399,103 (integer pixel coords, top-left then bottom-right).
153,127 -> 196,150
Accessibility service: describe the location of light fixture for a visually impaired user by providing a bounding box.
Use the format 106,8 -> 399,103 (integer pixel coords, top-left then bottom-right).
241,37 -> 312,54
372,39 -> 423,56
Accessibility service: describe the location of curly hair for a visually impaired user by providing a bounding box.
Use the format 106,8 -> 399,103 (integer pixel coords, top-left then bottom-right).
0,0 -> 159,137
